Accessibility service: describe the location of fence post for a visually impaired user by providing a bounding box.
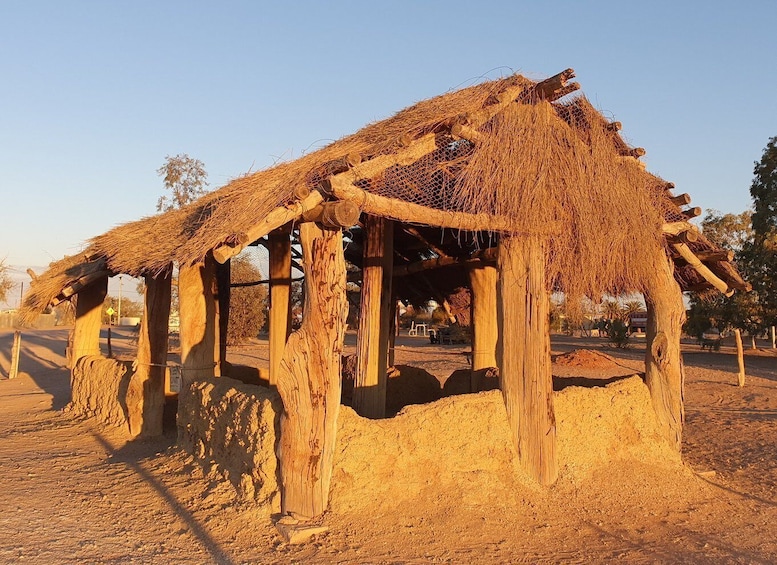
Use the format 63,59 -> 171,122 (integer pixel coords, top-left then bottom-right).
9,331 -> 21,379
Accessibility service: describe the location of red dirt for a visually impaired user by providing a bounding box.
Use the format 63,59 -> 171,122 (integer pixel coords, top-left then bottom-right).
1,328 -> 776,563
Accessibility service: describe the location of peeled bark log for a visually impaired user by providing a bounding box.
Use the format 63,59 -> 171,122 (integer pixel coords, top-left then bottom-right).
71,276 -> 108,365
127,271 -> 171,437
269,226 -> 292,386
469,264 -> 498,391
644,248 -> 686,451
497,235 -> 557,485
178,257 -> 217,385
353,215 -> 393,418
276,223 -> 348,518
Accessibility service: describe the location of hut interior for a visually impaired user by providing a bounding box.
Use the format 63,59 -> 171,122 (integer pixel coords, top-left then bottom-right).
20,68 -> 749,523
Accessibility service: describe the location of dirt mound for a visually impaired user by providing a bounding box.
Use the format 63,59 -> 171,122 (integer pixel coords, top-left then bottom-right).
553,348 -> 619,369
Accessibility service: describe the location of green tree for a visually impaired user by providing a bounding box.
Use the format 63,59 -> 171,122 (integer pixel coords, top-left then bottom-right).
0,259 -> 13,305
227,255 -> 268,345
156,154 -> 209,212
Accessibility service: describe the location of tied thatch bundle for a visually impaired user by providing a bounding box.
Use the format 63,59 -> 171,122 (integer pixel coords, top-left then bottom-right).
454,99 -> 664,300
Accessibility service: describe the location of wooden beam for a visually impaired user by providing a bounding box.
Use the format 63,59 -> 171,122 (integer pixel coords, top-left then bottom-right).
393,248 -> 497,277
212,190 -> 325,264
126,270 -> 171,437
497,235 -> 557,485
54,269 -> 113,305
450,122 -> 485,144
402,226 -> 447,258
276,222 -> 348,519
671,242 -> 733,296
301,201 -> 361,228
669,193 -> 692,206
329,178 -> 556,235
682,206 -> 702,219
662,221 -> 698,237
527,68 -> 578,101
269,226 -> 292,387
645,247 -> 686,451
353,215 -> 393,419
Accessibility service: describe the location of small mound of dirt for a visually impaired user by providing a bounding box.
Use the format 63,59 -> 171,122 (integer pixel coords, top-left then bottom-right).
553,349 -> 618,369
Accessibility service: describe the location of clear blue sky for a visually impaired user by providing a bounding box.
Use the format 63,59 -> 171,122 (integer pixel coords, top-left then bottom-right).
1,1 -> 776,305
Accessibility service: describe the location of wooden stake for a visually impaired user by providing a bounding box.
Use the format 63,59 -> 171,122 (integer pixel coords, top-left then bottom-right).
9,331 -> 21,379
644,248 -> 686,451
276,222 -> 348,518
127,270 -> 171,437
734,329 -> 746,387
497,235 -> 557,485
214,259 -> 231,377
353,215 -> 393,419
269,226 -> 293,386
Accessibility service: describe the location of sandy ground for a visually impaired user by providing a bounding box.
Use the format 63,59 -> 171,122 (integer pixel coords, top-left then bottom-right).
0,327 -> 776,564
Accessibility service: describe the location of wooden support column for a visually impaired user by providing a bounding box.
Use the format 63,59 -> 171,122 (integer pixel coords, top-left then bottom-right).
276,222 -> 348,518
214,259 -> 231,377
469,263 -> 499,392
353,215 -> 393,419
269,225 -> 293,386
178,256 -> 217,386
497,235 -> 557,485
70,276 -> 108,366
127,270 -> 172,437
644,247 -> 686,452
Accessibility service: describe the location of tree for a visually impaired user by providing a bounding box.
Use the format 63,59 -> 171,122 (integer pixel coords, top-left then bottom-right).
0,259 -> 13,305
156,154 -> 209,212
685,209 -> 765,345
227,255 -> 268,345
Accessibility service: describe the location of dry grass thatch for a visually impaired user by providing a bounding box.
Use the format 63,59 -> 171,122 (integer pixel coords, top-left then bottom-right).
20,71 -> 746,319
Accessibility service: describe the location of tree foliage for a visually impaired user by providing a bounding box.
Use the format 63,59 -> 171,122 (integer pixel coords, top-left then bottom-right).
0,259 -> 13,305
227,255 -> 268,345
156,154 -> 209,212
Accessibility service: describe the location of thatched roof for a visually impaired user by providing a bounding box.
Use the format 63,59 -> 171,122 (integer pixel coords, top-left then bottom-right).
21,69 -> 748,321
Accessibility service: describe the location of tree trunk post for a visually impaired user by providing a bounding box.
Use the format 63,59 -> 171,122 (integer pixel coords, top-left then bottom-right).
127,270 -> 172,437
269,225 -> 293,386
214,259 -> 231,377
178,256 -> 217,386
72,276 -> 108,365
469,263 -> 498,392
276,222 -> 348,518
734,328 -> 746,387
497,235 -> 557,485
644,247 -> 686,452
353,215 -> 393,419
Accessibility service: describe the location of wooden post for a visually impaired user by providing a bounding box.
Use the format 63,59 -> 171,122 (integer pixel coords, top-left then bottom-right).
127,270 -> 172,437
107,327 -> 112,358
771,326 -> 775,349
178,256 -> 217,386
72,276 -> 108,364
353,215 -> 393,419
9,331 -> 21,379
276,222 -> 348,518
734,328 -> 746,387
469,264 -> 498,391
644,247 -> 686,451
497,235 -> 557,485
214,259 -> 231,377
269,225 -> 293,386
